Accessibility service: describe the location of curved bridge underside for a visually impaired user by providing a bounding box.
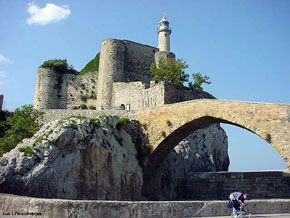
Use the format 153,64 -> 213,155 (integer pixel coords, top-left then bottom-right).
136,99 -> 290,196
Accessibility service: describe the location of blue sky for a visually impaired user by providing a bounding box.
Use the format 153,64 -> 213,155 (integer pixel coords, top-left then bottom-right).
0,0 -> 289,170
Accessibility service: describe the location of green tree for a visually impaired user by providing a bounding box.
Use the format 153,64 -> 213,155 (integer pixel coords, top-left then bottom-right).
150,58 -> 189,86
188,72 -> 211,91
0,105 -> 42,156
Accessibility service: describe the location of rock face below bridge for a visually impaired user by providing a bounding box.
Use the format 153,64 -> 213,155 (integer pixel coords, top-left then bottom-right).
146,124 -> 229,200
0,115 -> 229,200
0,116 -> 143,200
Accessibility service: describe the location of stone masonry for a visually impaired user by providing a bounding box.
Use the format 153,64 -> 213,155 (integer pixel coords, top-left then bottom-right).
136,99 -> 290,196
179,171 -> 290,200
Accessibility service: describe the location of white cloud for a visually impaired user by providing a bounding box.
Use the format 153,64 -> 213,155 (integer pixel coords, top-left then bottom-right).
0,54 -> 10,64
26,3 -> 71,25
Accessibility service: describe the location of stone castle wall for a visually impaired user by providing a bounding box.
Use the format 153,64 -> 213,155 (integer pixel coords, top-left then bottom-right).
34,68 -> 97,110
123,40 -> 158,84
178,171 -> 290,200
34,68 -> 62,109
164,82 -> 215,104
65,71 -> 97,109
112,81 -> 164,110
96,39 -> 158,110
96,39 -> 126,110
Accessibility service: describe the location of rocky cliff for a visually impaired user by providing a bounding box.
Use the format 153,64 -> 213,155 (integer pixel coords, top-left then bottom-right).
0,115 -> 229,201
0,116 -> 143,200
145,124 -> 229,200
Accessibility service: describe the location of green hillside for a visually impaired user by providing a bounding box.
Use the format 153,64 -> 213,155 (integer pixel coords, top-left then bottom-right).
80,52 -> 100,75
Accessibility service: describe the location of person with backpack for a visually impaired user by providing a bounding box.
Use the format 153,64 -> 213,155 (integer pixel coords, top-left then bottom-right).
228,192 -> 248,218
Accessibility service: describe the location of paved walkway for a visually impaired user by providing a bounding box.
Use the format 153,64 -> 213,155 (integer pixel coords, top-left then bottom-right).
206,214 -> 290,218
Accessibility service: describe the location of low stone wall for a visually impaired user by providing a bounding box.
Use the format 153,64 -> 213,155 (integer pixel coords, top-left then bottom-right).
0,194 -> 290,218
41,109 -> 136,123
178,171 -> 290,200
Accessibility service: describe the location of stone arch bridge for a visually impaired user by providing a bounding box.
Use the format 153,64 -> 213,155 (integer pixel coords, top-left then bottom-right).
136,99 -> 290,195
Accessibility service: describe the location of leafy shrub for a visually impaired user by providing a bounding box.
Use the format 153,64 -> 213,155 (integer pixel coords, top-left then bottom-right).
0,105 -> 42,157
80,84 -> 86,90
40,59 -> 77,74
116,117 -> 130,131
80,104 -> 87,109
80,53 -> 100,75
89,105 -> 96,110
266,133 -> 272,143
161,131 -> 166,138
141,123 -> 148,131
80,94 -> 89,102
18,146 -> 34,157
166,120 -> 172,127
188,72 -> 211,91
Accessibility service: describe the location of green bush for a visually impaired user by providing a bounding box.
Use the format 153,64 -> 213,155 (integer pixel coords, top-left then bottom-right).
80,94 -> 89,102
116,117 -> 130,131
80,84 -> 86,90
166,120 -> 172,127
18,146 -> 34,157
89,105 -> 96,110
0,105 -> 42,157
80,53 -> 100,75
266,133 -> 272,143
141,123 -> 148,131
80,104 -> 87,109
40,59 -> 77,74
161,131 -> 166,138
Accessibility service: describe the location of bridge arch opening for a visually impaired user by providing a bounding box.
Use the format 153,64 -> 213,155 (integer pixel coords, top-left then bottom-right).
142,115 -> 289,199
222,123 -> 287,171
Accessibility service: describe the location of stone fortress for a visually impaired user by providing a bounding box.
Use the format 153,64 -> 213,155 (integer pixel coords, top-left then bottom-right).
33,15 -> 213,111
31,15 -> 231,200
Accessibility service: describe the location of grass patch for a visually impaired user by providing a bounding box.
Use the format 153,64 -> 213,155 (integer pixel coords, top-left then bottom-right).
80,104 -> 87,109
80,53 -> 100,75
116,117 -> 130,131
18,146 -> 34,157
90,118 -> 100,127
66,115 -> 86,120
99,114 -> 109,120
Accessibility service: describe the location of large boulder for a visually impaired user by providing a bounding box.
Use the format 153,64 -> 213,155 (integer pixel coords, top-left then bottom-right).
0,116 -> 143,200
146,124 -> 229,200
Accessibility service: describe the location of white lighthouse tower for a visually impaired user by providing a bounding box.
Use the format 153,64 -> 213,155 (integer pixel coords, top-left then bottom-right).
158,14 -> 171,51
155,14 -> 175,64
